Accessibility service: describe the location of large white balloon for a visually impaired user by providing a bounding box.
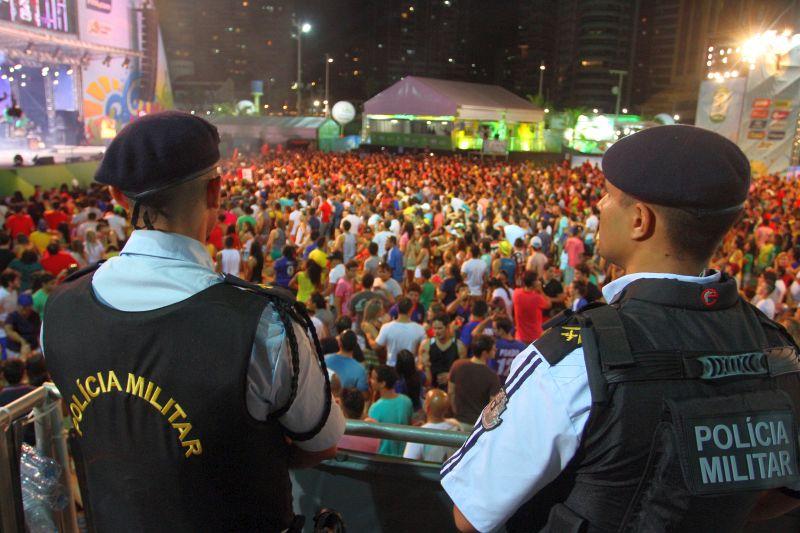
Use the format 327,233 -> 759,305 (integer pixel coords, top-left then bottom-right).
331,101 -> 356,125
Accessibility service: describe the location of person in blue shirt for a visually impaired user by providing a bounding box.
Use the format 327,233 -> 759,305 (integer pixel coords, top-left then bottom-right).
385,235 -> 404,284
459,300 -> 489,354
389,283 -> 425,323
324,330 -> 368,392
273,245 -> 296,289
490,317 -> 528,384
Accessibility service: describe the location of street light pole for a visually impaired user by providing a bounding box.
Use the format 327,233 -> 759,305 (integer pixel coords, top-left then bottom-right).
538,61 -> 545,98
609,69 -> 628,119
325,54 -> 333,118
293,19 -> 311,114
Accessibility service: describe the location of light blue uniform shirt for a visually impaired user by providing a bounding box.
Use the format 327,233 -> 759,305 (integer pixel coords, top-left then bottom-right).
43,230 -> 344,452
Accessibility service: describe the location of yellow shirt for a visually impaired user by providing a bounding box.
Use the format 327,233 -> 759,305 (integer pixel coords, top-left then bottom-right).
309,248 -> 328,269
30,230 -> 52,254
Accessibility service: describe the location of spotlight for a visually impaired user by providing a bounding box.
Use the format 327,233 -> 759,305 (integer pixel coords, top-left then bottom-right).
102,55 -> 112,67
66,68 -> 73,75
24,42 -> 33,55
121,56 -> 131,69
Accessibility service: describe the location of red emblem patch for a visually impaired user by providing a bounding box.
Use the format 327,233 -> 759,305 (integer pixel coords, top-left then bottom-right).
701,288 -> 719,307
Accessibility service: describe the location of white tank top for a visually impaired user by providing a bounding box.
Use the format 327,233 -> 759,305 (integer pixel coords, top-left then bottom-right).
220,248 -> 241,276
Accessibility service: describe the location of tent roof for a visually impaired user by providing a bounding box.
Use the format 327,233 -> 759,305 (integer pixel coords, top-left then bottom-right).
211,116 -> 327,128
363,76 -> 542,122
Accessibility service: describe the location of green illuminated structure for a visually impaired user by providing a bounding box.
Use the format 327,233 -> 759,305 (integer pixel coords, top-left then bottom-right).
362,77 -> 545,152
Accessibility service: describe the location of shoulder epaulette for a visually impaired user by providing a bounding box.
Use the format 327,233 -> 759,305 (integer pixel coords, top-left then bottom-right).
61,261 -> 103,284
534,314 -> 583,366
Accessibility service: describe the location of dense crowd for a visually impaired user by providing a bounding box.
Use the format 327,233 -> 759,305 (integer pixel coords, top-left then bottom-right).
1,149 -> 800,461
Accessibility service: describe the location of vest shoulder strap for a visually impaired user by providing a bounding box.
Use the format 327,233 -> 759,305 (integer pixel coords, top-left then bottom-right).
61,261 -> 103,283
223,274 -> 332,440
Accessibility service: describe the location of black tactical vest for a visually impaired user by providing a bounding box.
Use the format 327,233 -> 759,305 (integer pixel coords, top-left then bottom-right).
44,270 -> 313,532
510,273 -> 800,533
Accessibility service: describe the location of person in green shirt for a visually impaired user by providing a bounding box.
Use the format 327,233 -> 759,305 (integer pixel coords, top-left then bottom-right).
236,206 -> 258,232
419,268 -> 436,312
367,365 -> 413,456
31,272 -> 56,317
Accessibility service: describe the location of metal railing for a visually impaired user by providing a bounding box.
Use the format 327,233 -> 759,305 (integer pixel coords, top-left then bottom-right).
0,383 -> 79,533
342,419 -> 469,449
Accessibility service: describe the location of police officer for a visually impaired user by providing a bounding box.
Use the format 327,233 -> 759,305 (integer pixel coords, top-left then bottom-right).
440,125 -> 800,532
42,112 -> 345,532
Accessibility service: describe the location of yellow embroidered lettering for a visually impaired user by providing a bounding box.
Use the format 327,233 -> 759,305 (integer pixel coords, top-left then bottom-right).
97,371 -> 107,393
106,371 -> 122,392
84,376 -> 100,397
160,398 -> 175,415
149,387 -> 164,411
77,379 -> 92,404
182,440 -> 202,458
172,421 -> 193,441
168,403 -> 186,423
71,393 -> 88,411
143,381 -> 154,401
126,373 -> 145,396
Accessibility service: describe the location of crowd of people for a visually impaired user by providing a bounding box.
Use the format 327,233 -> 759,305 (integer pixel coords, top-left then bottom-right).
1,149 -> 799,462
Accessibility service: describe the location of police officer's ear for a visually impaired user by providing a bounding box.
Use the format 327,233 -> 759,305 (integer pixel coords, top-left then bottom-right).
109,186 -> 130,210
629,201 -> 656,242
206,176 -> 222,210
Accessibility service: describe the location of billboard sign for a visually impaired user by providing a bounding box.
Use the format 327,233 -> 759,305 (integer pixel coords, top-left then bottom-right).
0,0 -> 76,33
85,0 -> 109,13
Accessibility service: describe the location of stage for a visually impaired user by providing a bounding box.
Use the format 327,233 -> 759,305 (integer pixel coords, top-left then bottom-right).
0,144 -> 104,167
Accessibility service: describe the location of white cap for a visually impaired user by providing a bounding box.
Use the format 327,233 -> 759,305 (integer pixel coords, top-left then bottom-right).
531,236 -> 543,249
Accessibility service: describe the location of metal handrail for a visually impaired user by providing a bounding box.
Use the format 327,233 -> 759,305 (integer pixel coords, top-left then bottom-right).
0,383 -> 79,533
344,419 -> 469,448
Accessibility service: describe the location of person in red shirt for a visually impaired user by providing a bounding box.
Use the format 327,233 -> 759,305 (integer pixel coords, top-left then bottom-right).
319,195 -> 333,237
4,206 -> 35,238
43,202 -> 70,231
512,270 -> 552,344
208,213 -> 227,252
41,242 -> 77,277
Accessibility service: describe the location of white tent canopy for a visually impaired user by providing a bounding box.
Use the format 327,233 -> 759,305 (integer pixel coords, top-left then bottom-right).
364,76 -> 543,123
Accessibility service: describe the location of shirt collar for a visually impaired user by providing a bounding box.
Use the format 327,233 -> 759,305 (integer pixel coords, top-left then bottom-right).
120,230 -> 214,270
602,270 -> 722,304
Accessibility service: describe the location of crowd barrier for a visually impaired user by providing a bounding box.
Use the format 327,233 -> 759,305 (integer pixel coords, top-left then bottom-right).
0,384 -> 79,533
2,386 -> 799,532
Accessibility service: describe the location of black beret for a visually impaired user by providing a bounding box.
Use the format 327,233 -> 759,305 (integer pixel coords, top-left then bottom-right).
95,111 -> 220,199
601,125 -> 750,213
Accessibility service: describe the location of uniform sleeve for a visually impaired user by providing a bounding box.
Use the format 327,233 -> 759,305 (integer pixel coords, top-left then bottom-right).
245,304 -> 345,452
440,344 -> 592,532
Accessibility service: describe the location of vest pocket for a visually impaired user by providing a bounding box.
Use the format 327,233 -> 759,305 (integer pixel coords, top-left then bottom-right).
542,503 -> 588,533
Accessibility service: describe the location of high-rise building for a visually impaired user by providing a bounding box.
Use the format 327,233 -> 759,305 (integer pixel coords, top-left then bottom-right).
156,0 -> 294,110
549,0 -> 638,112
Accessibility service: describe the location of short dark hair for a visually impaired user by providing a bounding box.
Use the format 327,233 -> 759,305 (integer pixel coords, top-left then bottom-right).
397,296 -> 413,315
495,317 -> 513,334
432,314 -> 451,327
361,272 -> 375,289
339,329 -> 358,352
368,241 -> 379,255
310,292 -> 327,309
471,335 -> 495,358
471,300 -> 488,318
343,220 -> 351,231
224,236 -> 234,248
523,270 -> 538,287
407,282 -> 421,294
2,359 -> 25,385
655,204 -> 742,263
340,388 -> 365,419
0,269 -> 19,288
374,364 -> 398,388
